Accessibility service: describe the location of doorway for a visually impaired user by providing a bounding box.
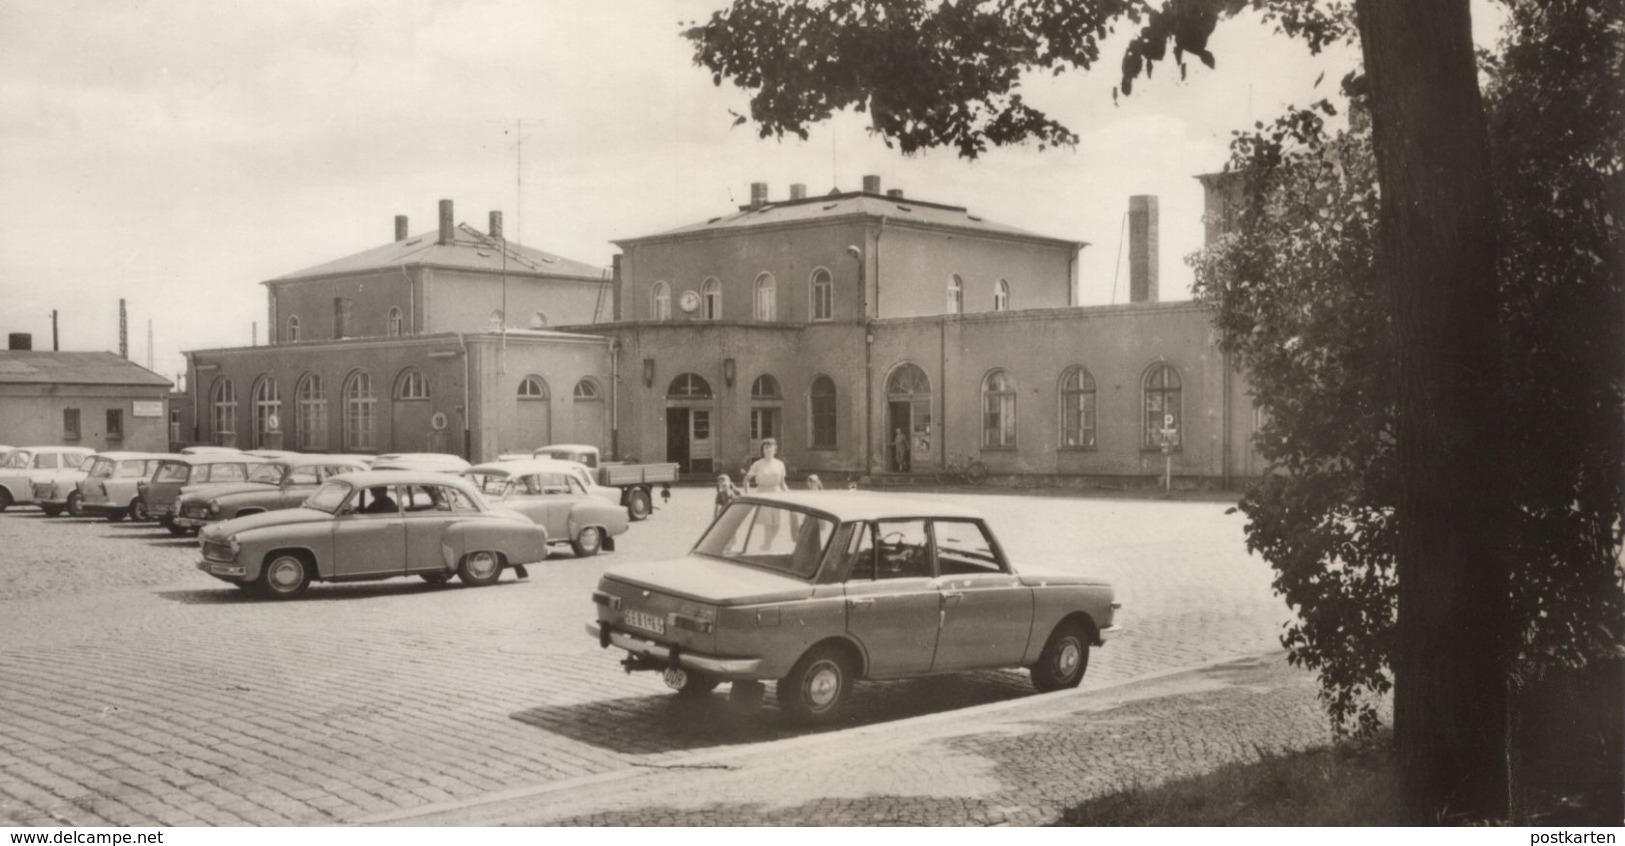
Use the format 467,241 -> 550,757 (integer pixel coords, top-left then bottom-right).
665,407 -> 713,474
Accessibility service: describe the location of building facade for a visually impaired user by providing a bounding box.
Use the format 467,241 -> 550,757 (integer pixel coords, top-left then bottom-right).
0,341 -> 172,452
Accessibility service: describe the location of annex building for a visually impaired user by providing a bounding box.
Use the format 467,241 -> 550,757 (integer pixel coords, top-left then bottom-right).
0,337 -> 173,453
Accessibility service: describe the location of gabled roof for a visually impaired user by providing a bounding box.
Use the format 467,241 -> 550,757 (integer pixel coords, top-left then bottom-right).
268,223 -> 607,284
617,191 -> 1085,248
0,352 -> 172,387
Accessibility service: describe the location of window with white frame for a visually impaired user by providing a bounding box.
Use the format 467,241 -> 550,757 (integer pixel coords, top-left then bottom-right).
343,371 -> 375,451
212,378 -> 237,440
1143,363 -> 1182,449
811,268 -> 833,321
994,279 -> 1010,312
287,315 -> 300,343
297,373 -> 326,450
701,278 -> 722,320
1059,367 -> 1097,449
252,376 -> 281,447
395,368 -> 430,400
754,273 -> 776,321
518,376 -> 548,399
948,275 -> 964,314
388,307 -> 403,337
652,281 -> 671,320
981,369 -> 1016,448
574,379 -> 601,400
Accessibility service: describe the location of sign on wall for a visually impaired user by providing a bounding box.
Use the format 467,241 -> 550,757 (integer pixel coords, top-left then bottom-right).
132,400 -> 164,418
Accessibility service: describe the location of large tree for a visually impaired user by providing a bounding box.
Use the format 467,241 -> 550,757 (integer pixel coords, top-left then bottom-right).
686,0 -> 1524,820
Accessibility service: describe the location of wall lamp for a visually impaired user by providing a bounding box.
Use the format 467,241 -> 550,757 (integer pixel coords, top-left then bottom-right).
723,357 -> 736,387
642,358 -> 655,388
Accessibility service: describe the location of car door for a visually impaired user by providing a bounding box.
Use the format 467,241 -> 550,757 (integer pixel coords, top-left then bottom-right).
928,519 -> 1033,671
331,485 -> 407,577
841,519 -> 941,678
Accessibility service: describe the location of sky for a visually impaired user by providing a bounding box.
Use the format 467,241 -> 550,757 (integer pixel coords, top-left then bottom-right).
0,0 -> 1506,385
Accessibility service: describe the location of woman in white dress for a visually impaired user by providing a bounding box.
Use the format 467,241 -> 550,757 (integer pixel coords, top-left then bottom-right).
744,438 -> 790,547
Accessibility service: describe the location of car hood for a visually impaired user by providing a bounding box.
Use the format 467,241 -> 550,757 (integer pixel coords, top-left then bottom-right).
180,482 -> 274,502
210,506 -> 332,537
601,555 -> 816,607
1011,563 -> 1112,588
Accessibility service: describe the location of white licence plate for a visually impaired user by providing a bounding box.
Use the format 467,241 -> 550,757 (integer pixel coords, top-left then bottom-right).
622,609 -> 665,635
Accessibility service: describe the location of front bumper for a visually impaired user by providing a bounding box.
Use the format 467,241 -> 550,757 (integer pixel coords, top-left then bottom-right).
195,557 -> 247,580
1096,624 -> 1124,644
174,515 -> 215,529
586,622 -> 763,680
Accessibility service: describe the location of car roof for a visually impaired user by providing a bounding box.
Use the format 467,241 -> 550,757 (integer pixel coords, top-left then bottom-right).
533,444 -> 597,454
179,446 -> 243,454
733,491 -> 984,522
90,452 -> 172,461
268,454 -> 371,468
465,458 -> 590,476
17,445 -> 97,454
326,469 -> 484,490
160,454 -> 265,466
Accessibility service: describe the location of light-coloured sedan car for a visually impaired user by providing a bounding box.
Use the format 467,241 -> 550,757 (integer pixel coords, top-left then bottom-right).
371,453 -> 471,473
463,459 -> 629,557
588,492 -> 1121,725
77,453 -> 172,521
197,470 -> 550,599
174,455 -> 371,530
0,446 -> 96,511
142,454 -> 268,535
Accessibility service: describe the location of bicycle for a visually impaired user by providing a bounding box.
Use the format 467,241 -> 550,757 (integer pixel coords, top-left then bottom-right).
935,452 -> 989,486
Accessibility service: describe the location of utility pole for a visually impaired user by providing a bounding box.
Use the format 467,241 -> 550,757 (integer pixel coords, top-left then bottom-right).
51,309 -> 59,351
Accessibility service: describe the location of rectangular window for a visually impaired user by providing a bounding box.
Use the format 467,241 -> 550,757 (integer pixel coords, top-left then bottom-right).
63,408 -> 81,440
106,408 -> 124,438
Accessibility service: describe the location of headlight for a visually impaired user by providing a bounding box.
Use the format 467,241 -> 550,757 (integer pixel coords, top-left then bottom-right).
228,536 -> 240,556
207,501 -> 220,515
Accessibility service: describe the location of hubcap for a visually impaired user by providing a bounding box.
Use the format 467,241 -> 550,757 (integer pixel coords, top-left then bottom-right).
804,661 -> 842,711
467,552 -> 497,579
663,667 -> 690,690
1056,639 -> 1081,677
268,558 -> 302,591
580,528 -> 600,549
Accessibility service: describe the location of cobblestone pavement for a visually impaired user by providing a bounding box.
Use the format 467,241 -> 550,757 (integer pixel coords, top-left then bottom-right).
0,487 -> 1296,826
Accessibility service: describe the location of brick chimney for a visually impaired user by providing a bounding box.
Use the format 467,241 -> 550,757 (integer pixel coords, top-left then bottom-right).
489,210 -> 503,239
862,174 -> 881,194
789,183 -> 807,200
395,215 -> 409,241
1128,195 -> 1160,303
749,182 -> 768,209
886,188 -> 903,199
8,333 -> 31,351
438,199 -> 454,245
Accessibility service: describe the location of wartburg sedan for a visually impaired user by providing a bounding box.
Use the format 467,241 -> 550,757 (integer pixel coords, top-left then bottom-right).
587,492 -> 1121,725
197,470 -> 549,599
174,455 -> 370,530
463,459 -> 629,557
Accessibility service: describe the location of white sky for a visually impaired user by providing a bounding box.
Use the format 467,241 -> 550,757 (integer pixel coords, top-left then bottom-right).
0,1 -> 1504,383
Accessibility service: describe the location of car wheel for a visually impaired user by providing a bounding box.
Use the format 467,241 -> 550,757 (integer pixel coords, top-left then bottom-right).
457,550 -> 502,587
1031,620 -> 1091,692
420,571 -> 452,585
106,507 -> 128,523
65,492 -> 84,518
258,552 -> 311,599
40,505 -> 63,518
130,499 -> 149,522
571,526 -> 603,557
165,521 -> 191,537
0,489 -> 10,512
626,489 -> 651,522
664,666 -> 720,697
777,644 -> 854,726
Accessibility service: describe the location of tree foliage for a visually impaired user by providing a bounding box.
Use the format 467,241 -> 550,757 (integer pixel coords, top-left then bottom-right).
1191,0 -> 1624,738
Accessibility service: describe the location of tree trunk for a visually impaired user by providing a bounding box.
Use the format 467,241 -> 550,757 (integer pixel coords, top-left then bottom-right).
1354,0 -> 1509,822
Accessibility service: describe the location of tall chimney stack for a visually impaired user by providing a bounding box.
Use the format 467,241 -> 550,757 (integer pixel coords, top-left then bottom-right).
789,183 -> 807,200
438,199 -> 455,245
119,299 -> 128,358
8,333 -> 31,351
862,174 -> 882,194
395,215 -> 409,241
489,210 -> 504,239
1128,195 -> 1160,304
749,182 -> 768,209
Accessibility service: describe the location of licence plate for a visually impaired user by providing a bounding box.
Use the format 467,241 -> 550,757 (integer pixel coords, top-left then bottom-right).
622,609 -> 665,635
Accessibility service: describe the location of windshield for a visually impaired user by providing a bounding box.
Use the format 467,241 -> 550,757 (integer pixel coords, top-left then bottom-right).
694,501 -> 835,580
3,451 -> 31,469
536,448 -> 591,466
86,458 -> 115,478
464,473 -> 511,497
154,462 -> 190,483
303,481 -> 352,513
247,464 -> 288,484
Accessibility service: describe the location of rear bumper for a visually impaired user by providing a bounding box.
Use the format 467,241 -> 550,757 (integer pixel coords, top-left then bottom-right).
586,622 -> 763,679
1096,624 -> 1124,644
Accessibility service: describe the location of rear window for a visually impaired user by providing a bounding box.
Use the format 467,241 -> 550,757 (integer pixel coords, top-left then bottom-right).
155,463 -> 190,483
86,458 -> 115,478
204,464 -> 248,483
63,453 -> 87,469
115,460 -> 147,478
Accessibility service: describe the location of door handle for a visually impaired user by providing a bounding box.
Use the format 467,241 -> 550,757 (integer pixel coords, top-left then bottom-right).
847,597 -> 874,607
942,591 -> 963,604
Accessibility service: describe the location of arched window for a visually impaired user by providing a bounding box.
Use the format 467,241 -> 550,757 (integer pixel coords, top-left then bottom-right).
251,376 -> 281,448
212,379 -> 237,441
750,375 -> 781,400
982,369 -> 1016,448
1143,363 -> 1182,449
754,273 -> 776,321
701,277 -> 722,320
529,311 -> 547,329
489,309 -> 505,329
573,379 -> 601,401
948,275 -> 964,314
343,370 -> 375,451
667,373 -> 713,399
286,316 -> 300,343
994,279 -> 1010,312
296,373 -> 326,450
388,307 -> 403,337
395,368 -> 430,400
810,268 -> 833,321
651,281 -> 671,320
810,376 -> 837,448
1059,367 -> 1097,449
518,376 -> 549,399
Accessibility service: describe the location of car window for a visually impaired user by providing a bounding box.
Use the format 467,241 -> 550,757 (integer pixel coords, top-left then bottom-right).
284,466 -> 321,485
932,520 -> 1005,575
86,458 -> 114,478
115,459 -> 146,477
2,451 -> 29,468
208,464 -> 248,483
697,502 -> 835,579
354,486 -> 400,515
536,473 -> 572,494
304,481 -> 351,513
155,463 -> 189,483
434,486 -> 481,513
874,519 -> 932,579
841,521 -> 877,581
63,453 -> 87,469
36,453 -> 60,470
247,464 -> 286,484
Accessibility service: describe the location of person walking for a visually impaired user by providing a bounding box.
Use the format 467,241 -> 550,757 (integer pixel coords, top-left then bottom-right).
744,438 -> 790,546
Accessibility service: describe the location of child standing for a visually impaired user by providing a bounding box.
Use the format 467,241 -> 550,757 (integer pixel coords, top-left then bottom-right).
714,473 -> 737,517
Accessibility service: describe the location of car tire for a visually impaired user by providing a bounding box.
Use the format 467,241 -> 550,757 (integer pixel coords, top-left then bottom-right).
130,499 -> 149,522
457,550 -> 502,587
66,492 -> 84,518
1031,620 -> 1090,692
40,505 -> 63,518
570,526 -> 603,557
777,644 -> 854,726
665,667 -> 720,697
0,489 -> 10,512
626,489 -> 651,522
258,552 -> 311,600
420,571 -> 452,585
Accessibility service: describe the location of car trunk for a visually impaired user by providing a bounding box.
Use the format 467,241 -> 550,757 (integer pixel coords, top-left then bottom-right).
597,556 -> 817,656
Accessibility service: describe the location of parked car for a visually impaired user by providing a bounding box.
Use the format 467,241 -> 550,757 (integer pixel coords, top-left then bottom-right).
33,451 -> 107,517
179,446 -> 243,455
588,491 -> 1121,725
141,454 -> 268,536
196,470 -> 550,599
497,454 -> 619,507
173,455 -> 371,530
244,449 -> 299,460
371,453 -> 471,473
77,452 -> 172,522
529,444 -> 677,521
0,447 -> 97,512
462,459 -> 629,557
